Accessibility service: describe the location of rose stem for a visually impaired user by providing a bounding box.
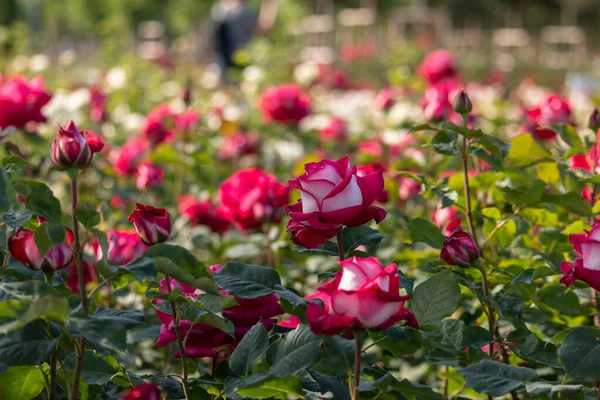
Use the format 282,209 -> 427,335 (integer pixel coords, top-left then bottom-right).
337,226 -> 345,261
352,330 -> 363,400
70,172 -> 88,400
263,224 -> 275,268
164,276 -> 191,399
590,133 -> 600,328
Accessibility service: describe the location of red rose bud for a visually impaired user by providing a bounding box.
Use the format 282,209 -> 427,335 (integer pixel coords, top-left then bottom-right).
8,228 -> 74,272
589,108 -> 600,132
128,204 -> 172,246
50,121 -> 104,169
122,382 -> 161,400
440,231 -> 480,267
452,90 -> 472,115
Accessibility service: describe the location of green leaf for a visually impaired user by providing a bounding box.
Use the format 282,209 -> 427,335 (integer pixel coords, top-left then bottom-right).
557,327 -> 600,379
0,296 -> 69,334
342,225 -> 384,255
229,323 -> 269,376
538,285 -> 580,316
123,257 -> 157,282
144,244 -> 218,295
92,308 -> 144,329
392,379 -> 446,400
541,192 -> 593,216
460,359 -> 537,396
293,241 -> 338,256
33,222 -> 66,256
3,209 -> 33,230
408,218 -> 445,249
526,382 -> 582,396
506,330 -> 560,368
226,374 -> 304,400
0,321 -> 59,368
267,324 -> 323,377
501,179 -> 546,206
0,365 -> 46,400
431,130 -> 459,155
0,160 -> 16,213
552,124 -> 584,151
66,313 -> 127,352
2,155 -> 31,170
440,318 -> 464,350
0,281 -> 57,301
75,203 -> 101,229
506,134 -> 553,168
11,179 -> 62,222
63,350 -> 119,385
214,262 -> 281,299
462,326 -> 494,348
312,335 -> 355,374
409,123 -> 438,133
309,371 -> 351,400
410,269 -> 461,330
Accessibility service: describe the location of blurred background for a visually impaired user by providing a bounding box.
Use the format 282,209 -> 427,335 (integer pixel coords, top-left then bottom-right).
1,0 -> 599,89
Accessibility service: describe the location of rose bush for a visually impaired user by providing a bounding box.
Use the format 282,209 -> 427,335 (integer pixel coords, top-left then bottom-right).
2,46 -> 600,400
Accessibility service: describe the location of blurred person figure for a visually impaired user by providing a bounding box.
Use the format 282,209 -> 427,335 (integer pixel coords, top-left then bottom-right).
211,0 -> 278,74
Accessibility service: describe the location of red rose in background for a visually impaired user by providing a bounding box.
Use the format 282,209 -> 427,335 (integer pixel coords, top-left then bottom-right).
105,229 -> 148,266
374,88 -> 394,111
432,205 -> 462,236
178,196 -> 231,234
8,228 -> 74,272
141,104 -> 177,145
286,156 -> 387,249
569,147 -> 599,202
121,382 -> 161,400
89,87 -> 108,123
0,76 -> 51,130
319,117 -> 347,143
561,223 -> 600,290
50,121 -> 105,169
155,265 -> 283,358
306,257 -> 416,336
135,161 -> 165,190
217,132 -> 260,159
258,84 -> 311,125
417,50 -> 458,85
128,203 -> 172,246
218,168 -> 289,232
65,260 -> 98,294
522,94 -> 573,141
111,139 -> 148,176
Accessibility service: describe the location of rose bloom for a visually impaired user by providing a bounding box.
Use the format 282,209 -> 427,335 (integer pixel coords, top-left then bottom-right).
141,104 -> 178,145
417,50 -> 458,85
155,265 -> 283,358
522,94 -> 573,141
0,75 -> 51,130
431,205 -> 462,235
178,196 -> 231,234
111,138 -> 148,176
218,168 -> 289,232
89,87 -> 108,123
128,203 -> 172,246
421,83 -> 461,122
286,156 -> 387,249
570,148 -> 599,202
561,222 -> 600,291
105,229 -> 148,266
398,175 -> 422,201
135,161 -> 165,190
306,257 -> 417,336
8,228 -> 74,272
121,383 -> 161,400
217,132 -> 260,159
319,117 -> 347,144
258,84 -> 311,125
357,164 -> 388,203
64,259 -> 98,294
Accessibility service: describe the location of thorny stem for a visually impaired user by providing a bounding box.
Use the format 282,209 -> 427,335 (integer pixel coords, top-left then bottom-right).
481,209 -> 522,251
165,276 -> 191,400
352,330 -> 364,400
70,174 -> 87,400
337,226 -> 345,261
461,136 -> 478,245
49,351 -> 57,400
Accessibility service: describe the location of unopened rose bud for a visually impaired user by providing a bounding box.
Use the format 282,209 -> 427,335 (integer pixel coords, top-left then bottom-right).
50,121 -> 104,169
440,231 -> 479,267
122,382 -> 162,400
452,90 -> 472,115
128,203 -> 172,246
589,108 -> 600,132
8,228 -> 74,272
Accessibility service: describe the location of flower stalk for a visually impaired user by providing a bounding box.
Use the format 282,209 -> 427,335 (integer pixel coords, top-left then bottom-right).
352,330 -> 364,400
337,226 -> 345,261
